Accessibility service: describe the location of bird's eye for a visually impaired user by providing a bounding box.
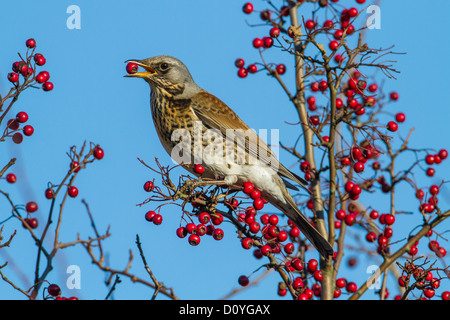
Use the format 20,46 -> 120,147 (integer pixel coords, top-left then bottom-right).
159,62 -> 169,71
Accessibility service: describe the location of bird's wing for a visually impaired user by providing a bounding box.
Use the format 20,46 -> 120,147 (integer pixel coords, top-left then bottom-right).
190,91 -> 308,189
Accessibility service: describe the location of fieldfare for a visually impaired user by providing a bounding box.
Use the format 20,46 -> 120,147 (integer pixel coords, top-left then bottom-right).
125,55 -> 333,258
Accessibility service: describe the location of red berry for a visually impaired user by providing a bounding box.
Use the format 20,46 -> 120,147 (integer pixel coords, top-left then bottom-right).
284,243 -> 295,255
237,68 -> 248,78
313,270 -> 323,282
143,181 -> 155,192
42,81 -> 54,91
305,19 -> 316,30
234,58 -> 245,68
345,214 -> 356,226
247,64 -> 257,74
26,38 -> 36,48
276,64 -> 286,75
329,40 -> 339,51
188,234 -> 200,246
16,112 -> 29,123
6,173 -> 17,183
176,227 -> 187,238
198,212 -> 210,224
94,147 -> 105,159
252,38 -> 263,49
7,72 -> 19,83
212,228 -> 224,240
268,214 -> 279,225
438,149 -> 448,160
368,83 -> 378,92
260,244 -> 271,256
152,214 -> 163,225
238,275 -> 249,286
335,209 -> 346,221
241,237 -> 253,250
12,132 -> 23,144
242,2 -> 253,14
126,62 -> 138,74
23,218 -> 38,229
45,188 -> 54,199
387,121 -> 398,132
390,92 -> 399,101
365,231 -> 377,242
242,182 -> 254,194
307,259 -> 318,273
253,198 -> 264,210
348,7 -> 358,17
68,186 -> 79,198
211,213 -> 223,225
395,113 -> 406,123
34,54 -> 46,66
259,10 -> 270,21
319,80 -> 328,91
353,161 -> 365,173
47,284 -> 61,297
193,164 -> 205,174
426,167 -> 435,177
26,201 -> 38,213
384,214 -> 395,225
309,115 -> 320,126
346,282 -> 357,293
262,36 -> 274,48
269,27 -> 280,38
23,125 -> 34,136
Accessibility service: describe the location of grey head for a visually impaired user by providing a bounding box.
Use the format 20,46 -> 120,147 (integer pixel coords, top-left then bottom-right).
124,55 -> 202,98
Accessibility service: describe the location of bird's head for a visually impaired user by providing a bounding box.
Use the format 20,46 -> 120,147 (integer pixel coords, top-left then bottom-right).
124,55 -> 200,97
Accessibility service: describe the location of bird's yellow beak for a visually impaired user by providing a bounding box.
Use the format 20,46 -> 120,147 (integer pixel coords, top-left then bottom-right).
124,60 -> 157,78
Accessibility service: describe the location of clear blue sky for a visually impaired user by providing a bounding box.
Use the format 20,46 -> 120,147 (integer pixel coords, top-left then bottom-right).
0,1 -> 449,300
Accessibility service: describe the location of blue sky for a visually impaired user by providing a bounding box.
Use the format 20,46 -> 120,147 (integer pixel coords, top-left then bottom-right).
0,0 -> 449,300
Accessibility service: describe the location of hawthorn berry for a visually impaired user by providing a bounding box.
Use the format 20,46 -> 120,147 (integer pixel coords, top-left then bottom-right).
7,72 -> 19,83
126,62 -> 138,74
395,112 -> 406,123
237,68 -> 248,78
439,149 -> 448,160
12,132 -> 23,144
252,38 -> 263,49
6,173 -> 17,183
329,40 -> 339,51
145,211 -> 156,222
23,218 -> 38,229
198,212 -> 210,224
34,53 -> 46,66
276,64 -> 286,75
45,188 -> 54,199
390,92 -> 399,101
188,234 -> 200,246
26,201 -> 38,213
47,284 -> 61,297
23,125 -> 34,136
26,38 -> 36,48
238,275 -> 249,286
247,64 -> 257,74
193,164 -> 205,174
242,2 -> 253,14
176,227 -> 187,238
68,186 -> 79,198
269,27 -> 280,38
143,181 -> 155,192
241,237 -> 253,250
387,121 -> 398,132
42,81 -> 54,91
242,181 -> 254,194
234,58 -> 245,68
94,147 -> 105,159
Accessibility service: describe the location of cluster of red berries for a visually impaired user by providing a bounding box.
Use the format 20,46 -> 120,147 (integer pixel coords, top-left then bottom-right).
22,201 -> 39,229
46,283 -> 78,300
421,149 -> 447,178
43,146 -> 104,202
7,38 -> 53,91
397,262 -> 446,300
6,111 -> 34,144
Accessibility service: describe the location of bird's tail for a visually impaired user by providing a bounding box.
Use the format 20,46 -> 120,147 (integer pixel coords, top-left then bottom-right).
269,194 -> 333,258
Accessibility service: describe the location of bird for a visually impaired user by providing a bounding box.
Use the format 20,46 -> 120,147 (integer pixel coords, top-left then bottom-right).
124,55 -> 333,258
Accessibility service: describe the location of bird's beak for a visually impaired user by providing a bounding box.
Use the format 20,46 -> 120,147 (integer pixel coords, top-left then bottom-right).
124,60 -> 157,78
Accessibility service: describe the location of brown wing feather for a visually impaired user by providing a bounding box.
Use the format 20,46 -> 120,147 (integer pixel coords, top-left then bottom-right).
190,91 -> 308,189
